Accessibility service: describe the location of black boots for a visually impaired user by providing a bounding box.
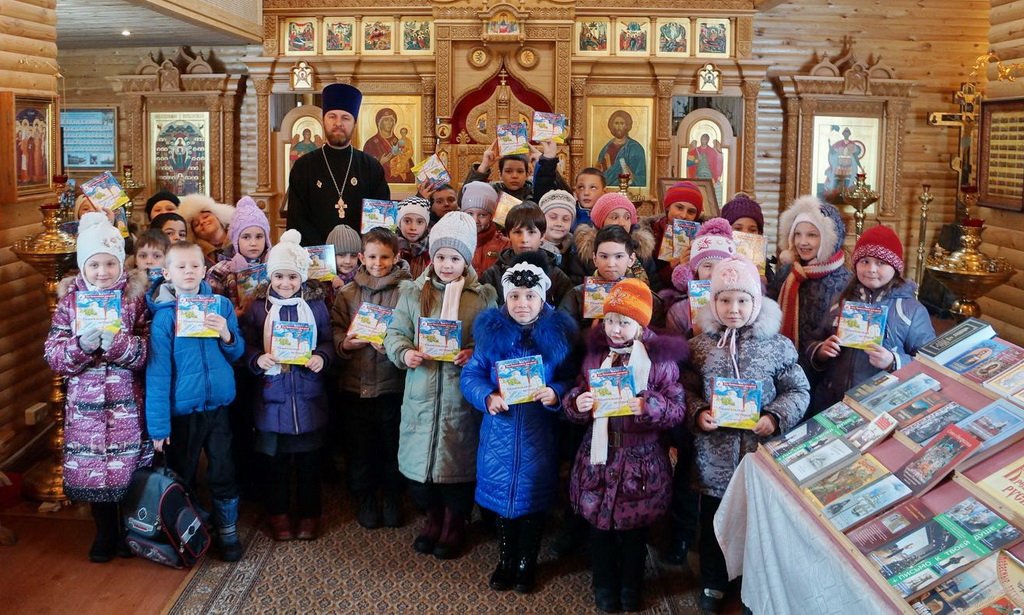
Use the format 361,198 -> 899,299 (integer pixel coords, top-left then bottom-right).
89,502 -> 119,563
357,492 -> 381,529
513,514 -> 545,593
489,517 -> 519,591
413,505 -> 444,554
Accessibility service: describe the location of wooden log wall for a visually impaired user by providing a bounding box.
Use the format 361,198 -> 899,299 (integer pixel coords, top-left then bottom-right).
977,0 -> 1024,344
0,0 -> 58,463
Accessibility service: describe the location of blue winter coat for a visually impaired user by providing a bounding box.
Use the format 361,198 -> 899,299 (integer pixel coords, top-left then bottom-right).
145,279 -> 245,441
461,305 -> 578,518
807,280 -> 936,414
241,283 -> 335,435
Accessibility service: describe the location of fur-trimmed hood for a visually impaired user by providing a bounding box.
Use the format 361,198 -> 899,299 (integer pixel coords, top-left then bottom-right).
777,195 -> 845,266
695,296 -> 783,340
58,268 -> 150,301
572,222 -> 656,264
472,304 -> 577,369
252,278 -> 328,302
178,193 -> 235,227
585,325 -> 689,365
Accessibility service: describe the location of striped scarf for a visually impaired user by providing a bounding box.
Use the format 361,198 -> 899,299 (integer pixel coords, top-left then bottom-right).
777,250 -> 846,348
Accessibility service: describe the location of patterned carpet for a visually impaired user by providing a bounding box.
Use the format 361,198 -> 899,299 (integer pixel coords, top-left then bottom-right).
165,492 -> 704,614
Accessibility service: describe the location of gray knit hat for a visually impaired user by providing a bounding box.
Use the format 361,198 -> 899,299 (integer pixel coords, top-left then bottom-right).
429,211 -> 477,264
460,181 -> 498,214
538,189 -> 577,224
326,224 -> 361,254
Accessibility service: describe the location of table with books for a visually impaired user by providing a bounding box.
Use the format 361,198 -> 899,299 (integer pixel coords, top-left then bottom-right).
717,318 -> 1024,615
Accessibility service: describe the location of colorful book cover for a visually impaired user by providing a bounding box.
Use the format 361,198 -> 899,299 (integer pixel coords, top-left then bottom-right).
847,371 -> 900,403
861,373 -> 942,417
765,401 -> 865,463
783,437 -> 860,487
978,456 -> 1024,522
869,497 -> 1022,598
732,231 -> 767,274
496,355 -> 546,405
688,280 -> 712,326
175,295 -> 221,338
963,343 -> 1024,385
836,301 -> 889,350
957,400 -> 1024,457
918,318 -> 996,363
531,111 -> 569,144
81,171 -> 129,210
582,277 -> 616,320
803,454 -> 890,509
901,402 -> 972,446
417,317 -> 462,362
306,245 -> 337,282
910,550 -> 1024,614
112,206 -> 130,238
984,361 -> 1024,398
891,390 -> 952,429
496,122 -> 530,155
846,498 -> 933,554
413,154 -> 451,186
848,412 -> 898,452
589,366 -> 636,418
493,192 -> 522,227
236,263 -> 267,304
824,473 -> 914,531
271,321 -> 314,366
659,219 -> 702,261
711,377 -> 762,430
347,302 -> 394,345
944,339 -> 1009,374
361,199 -> 400,233
894,425 -> 981,495
75,290 -> 122,334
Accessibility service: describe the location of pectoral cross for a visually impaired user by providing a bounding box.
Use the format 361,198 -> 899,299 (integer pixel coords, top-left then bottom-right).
335,196 -> 347,218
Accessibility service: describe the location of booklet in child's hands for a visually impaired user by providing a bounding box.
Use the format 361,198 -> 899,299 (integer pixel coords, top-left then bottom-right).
496,122 -> 530,155
271,321 -> 315,366
732,231 -> 767,274
306,245 -> 338,282
837,301 -> 889,349
176,295 -> 221,338
496,355 -> 546,405
711,377 -> 762,430
531,112 -> 569,144
413,154 -> 451,186
236,263 -> 267,304
417,317 -> 462,362
589,366 -> 636,418
583,277 -> 616,320
76,290 -> 122,334
688,280 -> 712,327
81,171 -> 130,211
361,199 -> 400,233
493,192 -> 522,227
348,302 -> 394,345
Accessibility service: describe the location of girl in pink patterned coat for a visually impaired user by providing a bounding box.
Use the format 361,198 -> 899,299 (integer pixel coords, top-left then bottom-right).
44,213 -> 151,563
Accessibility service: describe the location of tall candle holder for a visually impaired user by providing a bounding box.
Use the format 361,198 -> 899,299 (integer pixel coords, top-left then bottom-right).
617,172 -> 632,194
119,164 -> 145,222
839,173 -> 880,240
915,184 -> 934,288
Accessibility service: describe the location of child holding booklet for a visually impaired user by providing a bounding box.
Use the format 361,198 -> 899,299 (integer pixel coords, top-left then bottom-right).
532,138 -> 605,229
537,189 -> 576,265
206,196 -> 272,314
665,218 -> 736,337
563,279 -> 687,613
395,196 -> 433,279
44,213 -> 151,562
647,180 -> 704,289
145,240 -> 246,561
564,192 -> 658,288
722,193 -> 774,282
241,229 -> 334,541
331,227 -> 413,530
808,225 -> 934,415
132,228 -> 170,286
464,139 -> 533,201
461,253 -> 578,594
384,212 -> 497,559
460,181 -> 509,274
324,223 -> 362,308
685,256 -> 809,613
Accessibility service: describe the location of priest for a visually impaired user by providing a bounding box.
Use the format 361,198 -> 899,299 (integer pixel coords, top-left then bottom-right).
287,83 -> 390,246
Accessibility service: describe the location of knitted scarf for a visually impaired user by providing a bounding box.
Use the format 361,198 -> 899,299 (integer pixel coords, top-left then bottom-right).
777,250 -> 845,348
262,292 -> 317,376
590,336 -> 651,466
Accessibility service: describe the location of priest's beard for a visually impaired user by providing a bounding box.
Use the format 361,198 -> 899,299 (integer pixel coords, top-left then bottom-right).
326,133 -> 351,148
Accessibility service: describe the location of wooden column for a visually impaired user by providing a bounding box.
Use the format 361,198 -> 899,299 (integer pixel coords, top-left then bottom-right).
207,94 -> 223,201
421,75 -> 436,157
570,76 -> 587,180
255,77 -> 273,193
740,79 -> 763,195
656,78 -> 674,190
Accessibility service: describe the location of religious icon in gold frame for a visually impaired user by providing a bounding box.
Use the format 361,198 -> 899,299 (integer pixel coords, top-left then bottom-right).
355,96 -> 422,192
587,98 -> 653,188
282,17 -> 318,56
322,17 -> 356,56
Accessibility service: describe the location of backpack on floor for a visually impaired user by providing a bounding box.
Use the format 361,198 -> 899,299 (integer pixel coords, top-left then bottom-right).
122,461 -> 211,569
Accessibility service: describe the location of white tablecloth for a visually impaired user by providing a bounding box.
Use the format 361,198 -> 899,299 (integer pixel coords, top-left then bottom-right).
714,452 -> 909,615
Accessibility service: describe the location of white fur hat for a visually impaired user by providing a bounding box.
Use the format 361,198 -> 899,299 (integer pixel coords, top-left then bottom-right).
777,195 -> 841,265
266,229 -> 311,282
177,193 -> 235,227
76,211 -> 125,270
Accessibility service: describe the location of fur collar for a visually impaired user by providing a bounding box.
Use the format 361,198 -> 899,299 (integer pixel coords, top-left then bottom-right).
253,279 -> 328,302
573,223 -> 656,264
58,269 -> 150,301
695,297 -> 783,340
585,326 -> 689,365
777,195 -> 842,266
474,305 -> 577,368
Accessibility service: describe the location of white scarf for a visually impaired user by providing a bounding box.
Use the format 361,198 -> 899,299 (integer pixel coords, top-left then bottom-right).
438,275 -> 465,320
262,292 -> 317,376
590,335 -> 652,465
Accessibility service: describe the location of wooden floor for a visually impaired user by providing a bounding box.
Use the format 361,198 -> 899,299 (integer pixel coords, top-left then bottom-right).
0,505 -> 190,615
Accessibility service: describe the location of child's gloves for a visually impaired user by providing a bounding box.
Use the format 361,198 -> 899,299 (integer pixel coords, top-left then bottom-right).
99,328 -> 116,351
77,326 -> 102,353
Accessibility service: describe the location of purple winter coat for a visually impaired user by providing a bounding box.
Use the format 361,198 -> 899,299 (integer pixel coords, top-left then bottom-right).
44,270 -> 151,502
241,282 -> 335,435
563,327 -> 688,530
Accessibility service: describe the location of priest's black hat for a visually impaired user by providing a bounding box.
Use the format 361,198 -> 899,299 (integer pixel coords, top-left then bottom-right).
322,83 -> 362,119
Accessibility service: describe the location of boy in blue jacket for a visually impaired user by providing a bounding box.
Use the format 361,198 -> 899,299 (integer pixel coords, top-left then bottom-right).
146,240 -> 246,561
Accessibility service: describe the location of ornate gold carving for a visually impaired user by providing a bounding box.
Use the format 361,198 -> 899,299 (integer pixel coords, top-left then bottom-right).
223,105 -> 236,202
255,77 -> 274,96
422,76 -> 437,155
555,41 -> 571,113
516,47 -> 539,69
264,0 -> 430,6
576,0 -> 750,7
657,79 -> 675,99
585,83 -> 655,97
736,17 -> 753,58
264,15 -> 278,56
437,40 -> 452,117
256,79 -> 271,191
469,47 -> 490,68
741,84 -> 760,193
524,26 -> 559,39
449,25 -> 484,39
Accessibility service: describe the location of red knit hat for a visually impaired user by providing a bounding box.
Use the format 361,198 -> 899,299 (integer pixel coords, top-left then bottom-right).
664,181 -> 704,217
852,225 -> 905,274
591,192 -> 637,228
603,278 -> 653,328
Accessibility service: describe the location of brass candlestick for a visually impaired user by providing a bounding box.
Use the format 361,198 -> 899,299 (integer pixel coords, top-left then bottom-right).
11,204 -> 77,502
925,215 -> 1014,321
617,172 -> 632,194
839,173 -> 880,240
119,164 -> 145,222
915,184 -> 934,288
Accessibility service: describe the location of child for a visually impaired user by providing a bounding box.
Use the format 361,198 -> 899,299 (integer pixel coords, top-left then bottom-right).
767,196 -> 852,395
461,181 -> 509,274
326,223 -> 362,303
206,196 -> 272,314
559,225 -> 666,330
396,196 -> 432,279
145,190 -> 180,222
809,225 -> 935,414
465,140 -> 533,201
532,140 -> 605,229
538,189 -> 576,265
146,240 -> 246,561
242,229 -> 335,541
563,278 -> 686,613
384,212 -> 497,559
721,193 -> 774,280
481,203 -> 573,307
151,212 -> 188,244
686,256 -> 810,612
178,194 -> 234,266
648,180 -> 703,289
133,228 -> 170,284
331,227 -> 413,530
665,218 -> 736,337
461,254 -> 578,593
44,213 -> 151,562
564,192 -> 657,288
